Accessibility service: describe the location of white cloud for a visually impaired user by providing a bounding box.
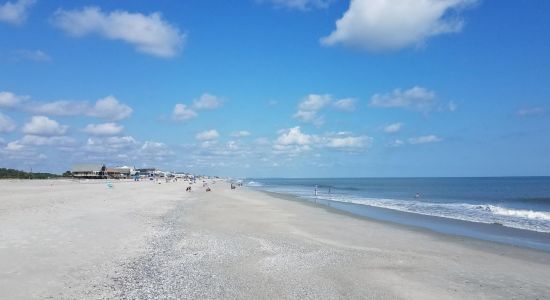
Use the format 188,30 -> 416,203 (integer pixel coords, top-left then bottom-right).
24,95 -> 132,120
192,93 -> 224,110
19,135 -> 76,147
274,127 -> 371,154
0,112 -> 16,133
87,96 -> 133,120
22,116 -> 68,136
196,129 -> 220,141
260,0 -> 334,10
333,98 -> 357,112
226,141 -> 238,150
1,92 -> 133,120
231,130 -> 251,138
5,140 -> 23,151
383,122 -> 403,133
0,0 -> 35,25
293,110 -> 324,126
294,94 -> 332,126
517,107 -> 545,117
325,135 -> 370,149
29,100 -> 90,116
389,139 -> 405,147
321,0 -> 476,52
140,141 -> 173,157
83,122 -> 123,136
172,104 -> 197,121
299,94 -> 331,110
276,126 -> 314,146
13,49 -> 52,62
322,132 -> 372,150
0,91 -> 28,108
408,135 -> 442,144
52,6 -> 185,58
370,86 -> 438,112
85,135 -> 137,152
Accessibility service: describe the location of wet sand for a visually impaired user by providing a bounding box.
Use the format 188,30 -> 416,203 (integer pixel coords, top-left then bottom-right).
1,179 -> 549,299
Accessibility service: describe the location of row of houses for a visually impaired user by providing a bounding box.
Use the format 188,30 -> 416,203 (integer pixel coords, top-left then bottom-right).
71,164 -> 141,179
71,164 -> 193,180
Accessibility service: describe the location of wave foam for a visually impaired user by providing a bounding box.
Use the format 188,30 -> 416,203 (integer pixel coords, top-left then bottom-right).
488,206 -> 550,220
313,196 -> 550,233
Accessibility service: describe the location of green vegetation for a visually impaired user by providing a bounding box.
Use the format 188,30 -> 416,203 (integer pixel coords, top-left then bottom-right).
0,168 -> 61,179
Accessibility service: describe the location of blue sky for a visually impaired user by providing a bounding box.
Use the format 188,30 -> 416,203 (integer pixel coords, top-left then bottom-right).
0,0 -> 549,177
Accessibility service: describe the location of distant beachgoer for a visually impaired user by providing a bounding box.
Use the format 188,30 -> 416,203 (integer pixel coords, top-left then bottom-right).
206,187 -> 211,192
415,193 -> 421,199
314,185 -> 318,196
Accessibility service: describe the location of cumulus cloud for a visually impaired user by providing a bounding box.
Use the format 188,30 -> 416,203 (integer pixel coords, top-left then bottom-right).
22,116 -> 68,136
83,122 -> 123,136
370,86 -> 439,112
333,98 -> 357,112
294,94 -> 332,126
5,140 -> 23,151
28,100 -> 90,116
408,135 -> 442,144
276,126 -> 314,146
231,130 -> 251,138
0,0 -> 35,25
0,112 -> 16,133
299,94 -> 332,111
260,0 -> 334,10
273,127 -> 313,154
321,0 -> 476,51
87,96 -> 133,120
274,127 -> 371,154
324,134 -> 371,149
3,92 -> 134,121
85,136 -> 137,153
293,110 -> 324,126
140,141 -> 174,160
383,122 -> 403,133
172,104 -> 197,121
0,91 -> 28,108
52,6 -> 185,58
192,93 -> 224,110
18,135 -> 76,147
517,107 -> 545,117
196,129 -> 220,141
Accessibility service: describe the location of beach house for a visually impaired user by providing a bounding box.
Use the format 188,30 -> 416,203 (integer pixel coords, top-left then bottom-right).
71,164 -> 106,179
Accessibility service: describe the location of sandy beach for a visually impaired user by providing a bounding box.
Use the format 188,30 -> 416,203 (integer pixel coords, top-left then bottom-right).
1,179 -> 549,299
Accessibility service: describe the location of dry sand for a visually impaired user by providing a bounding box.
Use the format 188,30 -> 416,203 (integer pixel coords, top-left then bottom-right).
1,179 -> 549,299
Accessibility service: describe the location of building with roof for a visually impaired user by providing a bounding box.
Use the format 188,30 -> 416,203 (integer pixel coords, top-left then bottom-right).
71,164 -> 105,178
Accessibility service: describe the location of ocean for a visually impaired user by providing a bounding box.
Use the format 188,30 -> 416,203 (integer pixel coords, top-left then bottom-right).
245,177 -> 550,250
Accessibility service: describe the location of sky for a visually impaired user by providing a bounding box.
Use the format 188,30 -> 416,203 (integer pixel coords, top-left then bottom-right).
0,0 -> 549,178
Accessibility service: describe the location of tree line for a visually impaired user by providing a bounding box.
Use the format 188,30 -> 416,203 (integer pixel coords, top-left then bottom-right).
0,168 -> 64,179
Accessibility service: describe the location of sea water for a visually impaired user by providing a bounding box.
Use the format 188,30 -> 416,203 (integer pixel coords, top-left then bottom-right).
246,177 -> 550,250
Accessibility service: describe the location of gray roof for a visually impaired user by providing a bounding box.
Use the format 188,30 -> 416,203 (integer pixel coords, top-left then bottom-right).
72,164 -> 103,173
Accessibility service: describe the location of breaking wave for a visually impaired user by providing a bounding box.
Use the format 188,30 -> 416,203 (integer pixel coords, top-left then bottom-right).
313,196 -> 550,233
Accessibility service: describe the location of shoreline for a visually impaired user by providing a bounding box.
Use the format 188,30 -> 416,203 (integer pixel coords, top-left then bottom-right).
1,179 -> 550,299
255,189 -> 550,252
